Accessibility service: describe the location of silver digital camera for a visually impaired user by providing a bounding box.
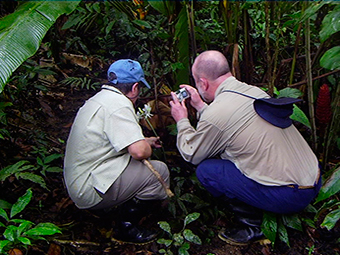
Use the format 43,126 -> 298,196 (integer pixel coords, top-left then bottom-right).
175,88 -> 190,102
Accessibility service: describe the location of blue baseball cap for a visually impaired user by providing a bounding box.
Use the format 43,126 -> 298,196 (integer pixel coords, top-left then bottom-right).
107,59 -> 150,88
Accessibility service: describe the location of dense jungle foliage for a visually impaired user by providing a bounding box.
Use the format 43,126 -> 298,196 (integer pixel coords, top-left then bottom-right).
0,1 -> 339,254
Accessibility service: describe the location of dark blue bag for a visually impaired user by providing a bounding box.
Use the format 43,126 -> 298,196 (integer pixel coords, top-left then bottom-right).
222,90 -> 302,128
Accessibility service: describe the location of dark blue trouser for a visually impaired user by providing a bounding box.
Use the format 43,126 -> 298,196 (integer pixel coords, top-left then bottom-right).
196,159 -> 321,214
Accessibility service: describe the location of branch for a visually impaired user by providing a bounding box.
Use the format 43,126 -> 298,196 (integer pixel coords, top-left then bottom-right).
142,159 -> 174,198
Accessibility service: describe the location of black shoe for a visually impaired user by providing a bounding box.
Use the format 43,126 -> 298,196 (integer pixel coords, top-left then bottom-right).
111,221 -> 158,245
218,226 -> 265,246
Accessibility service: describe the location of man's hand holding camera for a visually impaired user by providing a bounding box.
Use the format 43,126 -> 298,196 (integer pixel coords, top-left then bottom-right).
170,85 -> 206,123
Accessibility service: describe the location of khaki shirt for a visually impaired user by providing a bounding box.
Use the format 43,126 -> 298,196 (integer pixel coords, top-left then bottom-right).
64,85 -> 145,209
177,76 -> 319,186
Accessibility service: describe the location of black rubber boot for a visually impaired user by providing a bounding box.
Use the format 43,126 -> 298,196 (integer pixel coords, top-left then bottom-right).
218,199 -> 266,246
111,198 -> 160,244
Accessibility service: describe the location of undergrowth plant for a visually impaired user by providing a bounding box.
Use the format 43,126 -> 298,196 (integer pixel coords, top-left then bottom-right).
0,152 -> 63,190
157,212 -> 202,255
0,188 -> 62,254
261,164 -> 340,247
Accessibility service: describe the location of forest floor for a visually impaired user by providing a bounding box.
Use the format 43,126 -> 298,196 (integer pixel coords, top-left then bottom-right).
1,73 -> 340,255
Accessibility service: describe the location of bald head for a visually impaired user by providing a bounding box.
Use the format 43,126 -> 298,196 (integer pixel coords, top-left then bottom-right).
192,50 -> 230,81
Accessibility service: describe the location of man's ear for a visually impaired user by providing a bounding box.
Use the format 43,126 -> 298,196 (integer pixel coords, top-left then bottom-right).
132,82 -> 139,95
200,78 -> 209,91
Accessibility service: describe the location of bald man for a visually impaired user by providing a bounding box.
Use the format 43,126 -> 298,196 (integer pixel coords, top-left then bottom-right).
170,50 -> 320,245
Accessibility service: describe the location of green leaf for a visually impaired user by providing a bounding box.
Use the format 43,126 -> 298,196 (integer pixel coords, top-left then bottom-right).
0,199 -> 12,210
157,238 -> 173,247
173,233 -> 184,245
320,5 -> 340,42
174,5 -> 190,87
45,166 -> 63,173
148,1 -> 171,16
282,214 -> 303,231
0,160 -> 32,181
132,19 -> 152,29
0,208 -> 9,222
320,46 -> 340,70
44,154 -> 63,164
183,229 -> 202,245
278,220 -> 290,247
25,223 -> 62,236
0,1 -> 81,92
17,221 -> 34,236
3,225 -> 17,241
184,212 -> 200,227
158,221 -> 172,235
315,166 -> 340,203
18,236 -> 31,245
0,240 -> 10,252
278,88 -> 302,99
16,172 -> 48,190
262,211 -> 278,244
291,104 -> 311,129
10,188 -> 32,218
178,246 -> 190,255
320,208 -> 340,231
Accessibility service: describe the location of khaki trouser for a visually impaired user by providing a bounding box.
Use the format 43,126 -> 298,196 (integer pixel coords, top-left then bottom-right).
90,158 -> 170,210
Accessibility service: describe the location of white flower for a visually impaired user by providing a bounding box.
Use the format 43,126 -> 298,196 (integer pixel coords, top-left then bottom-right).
143,104 -> 153,119
137,104 -> 153,120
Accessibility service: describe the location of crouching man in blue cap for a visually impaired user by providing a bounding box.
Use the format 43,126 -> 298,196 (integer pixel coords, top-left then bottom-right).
64,59 -> 170,244
170,50 -> 321,245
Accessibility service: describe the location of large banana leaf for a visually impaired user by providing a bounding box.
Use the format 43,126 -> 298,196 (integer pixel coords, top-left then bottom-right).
0,1 -> 80,93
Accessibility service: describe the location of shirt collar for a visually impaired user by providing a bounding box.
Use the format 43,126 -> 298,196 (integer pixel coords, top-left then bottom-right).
215,76 -> 236,97
101,85 -> 123,95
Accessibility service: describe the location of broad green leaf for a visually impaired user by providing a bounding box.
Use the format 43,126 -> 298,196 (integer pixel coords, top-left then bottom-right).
10,188 -> 32,218
291,105 -> 311,129
18,236 -> 31,245
320,46 -> 340,70
173,233 -> 184,245
278,88 -> 302,98
278,220 -> 290,247
0,199 -> 12,210
262,211 -> 278,244
157,238 -> 172,247
184,212 -> 200,227
282,214 -> 303,231
0,1 -> 80,92
11,219 -> 34,225
174,5 -> 190,88
301,217 -> 316,229
17,221 -> 34,236
0,208 -> 9,222
300,2 -> 327,23
45,166 -> 63,173
320,5 -> 340,42
3,225 -> 17,241
315,166 -> 340,203
16,172 -> 48,190
0,160 -> 32,181
25,223 -> 61,236
132,20 -> 152,29
0,240 -> 10,252
178,246 -> 190,255
44,154 -> 63,164
148,1 -> 169,16
320,208 -> 340,231
183,229 -> 202,245
315,200 -> 339,220
158,221 -> 172,235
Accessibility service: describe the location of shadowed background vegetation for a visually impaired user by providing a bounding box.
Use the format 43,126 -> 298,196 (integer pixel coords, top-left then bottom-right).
0,1 -> 339,254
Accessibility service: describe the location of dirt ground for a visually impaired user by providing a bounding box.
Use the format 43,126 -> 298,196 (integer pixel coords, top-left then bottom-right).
2,80 -> 340,255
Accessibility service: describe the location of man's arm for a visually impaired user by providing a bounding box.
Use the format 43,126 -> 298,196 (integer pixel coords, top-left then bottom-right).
128,139 -> 152,160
